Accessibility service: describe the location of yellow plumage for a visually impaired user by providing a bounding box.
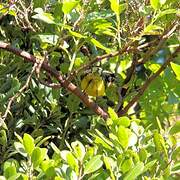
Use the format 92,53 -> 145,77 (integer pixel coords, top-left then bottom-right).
81,73 -> 105,97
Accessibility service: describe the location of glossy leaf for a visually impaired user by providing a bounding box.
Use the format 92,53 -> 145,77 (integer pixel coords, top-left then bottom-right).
88,37 -> 111,53
0,130 -> 7,146
109,0 -> 120,15
117,126 -> 129,149
61,150 -> 79,174
121,158 -> 133,173
103,156 -> 115,180
150,0 -> 160,10
71,141 -> 85,161
84,155 -> 103,175
14,142 -> 27,157
23,133 -> 35,155
124,162 -> 144,180
32,8 -> 55,24
31,147 -> 47,168
153,131 -> 168,158
142,160 -> 157,173
118,116 -> 131,127
37,34 -> 59,45
169,121 -> 180,135
171,62 -> 180,81
62,0 -> 79,14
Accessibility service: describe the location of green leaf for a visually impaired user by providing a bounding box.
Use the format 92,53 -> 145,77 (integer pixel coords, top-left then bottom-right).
117,126 -> 129,149
119,3 -> 126,14
23,133 -> 35,155
88,37 -> 111,53
33,0 -> 47,8
103,156 -> 115,180
144,25 -> 163,35
153,131 -> 168,158
169,121 -> 180,135
31,147 -> 47,168
155,9 -> 177,20
171,162 -> 180,174
69,30 -> 86,38
32,8 -> 55,24
150,0 -> 160,10
0,130 -> 7,146
109,0 -> 119,15
31,147 -> 41,168
62,0 -> 79,14
14,132 -> 23,143
37,34 -> 59,45
124,162 -> 144,180
45,167 -> 56,178
41,160 -> 55,172
108,107 -> 118,121
3,159 -> 19,173
142,160 -> 157,173
109,0 -> 126,15
67,94 -> 80,112
36,136 -> 51,147
4,166 -> 16,179
84,155 -> 103,175
71,141 -> 85,161
172,147 -> 180,160
118,117 -> 131,127
14,142 -> 27,157
50,142 -> 61,154
139,148 -> 148,162
121,158 -> 133,173
61,150 -> 79,174
171,62 -> 180,81
92,129 -> 113,150
107,107 -> 119,126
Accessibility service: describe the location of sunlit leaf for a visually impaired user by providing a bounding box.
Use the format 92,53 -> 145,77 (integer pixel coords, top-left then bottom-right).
117,126 -> 129,149
37,34 -> 59,45
14,142 -> 27,157
169,121 -> 180,135
103,156 -> 115,180
171,62 -> 180,80
121,158 -> 133,173
155,9 -> 177,20
124,162 -> 144,180
71,141 -> 86,161
32,8 -> 55,24
84,155 -> 103,174
144,25 -> 163,35
62,0 -> 79,14
109,0 -> 120,15
23,133 -> 35,155
88,37 -> 111,53
150,0 -> 160,10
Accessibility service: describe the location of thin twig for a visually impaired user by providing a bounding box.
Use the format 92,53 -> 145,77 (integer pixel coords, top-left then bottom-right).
0,42 -> 109,120
118,46 -> 180,116
67,40 -> 134,81
137,20 -> 179,65
38,79 -> 61,89
0,63 -> 37,127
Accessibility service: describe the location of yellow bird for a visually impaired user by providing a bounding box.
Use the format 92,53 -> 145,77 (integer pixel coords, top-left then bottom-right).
81,73 -> 105,97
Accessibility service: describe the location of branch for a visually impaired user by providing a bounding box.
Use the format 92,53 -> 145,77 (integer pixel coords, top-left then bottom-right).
67,40 -> 134,81
137,20 -> 179,65
118,46 -> 180,116
0,42 -> 108,120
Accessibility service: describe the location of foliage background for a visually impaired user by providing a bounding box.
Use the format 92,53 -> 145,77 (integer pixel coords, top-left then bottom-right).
0,0 -> 179,179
